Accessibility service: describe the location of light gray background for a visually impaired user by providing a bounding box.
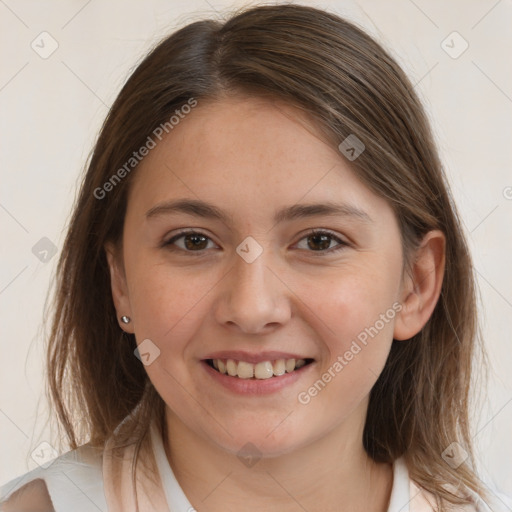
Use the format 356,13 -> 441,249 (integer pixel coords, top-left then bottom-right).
1,0 -> 511,497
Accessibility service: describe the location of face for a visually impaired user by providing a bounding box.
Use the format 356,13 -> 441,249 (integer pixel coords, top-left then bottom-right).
110,96 -> 407,458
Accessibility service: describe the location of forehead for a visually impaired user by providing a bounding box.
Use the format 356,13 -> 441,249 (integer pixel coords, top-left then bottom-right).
135,95 -> 333,179
126,96 -> 389,222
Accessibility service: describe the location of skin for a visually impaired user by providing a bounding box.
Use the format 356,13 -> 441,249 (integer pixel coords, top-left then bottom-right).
106,96 -> 445,512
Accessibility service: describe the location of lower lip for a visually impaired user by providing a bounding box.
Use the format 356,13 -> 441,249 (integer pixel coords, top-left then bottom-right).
201,360 -> 314,395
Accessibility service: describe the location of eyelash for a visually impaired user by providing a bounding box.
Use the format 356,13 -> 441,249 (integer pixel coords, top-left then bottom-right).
162,229 -> 349,255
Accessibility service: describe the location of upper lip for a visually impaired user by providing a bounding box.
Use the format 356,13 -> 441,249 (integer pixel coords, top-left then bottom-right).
203,351 -> 313,364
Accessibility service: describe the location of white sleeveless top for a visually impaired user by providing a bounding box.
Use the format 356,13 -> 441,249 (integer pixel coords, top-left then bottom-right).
0,425 -> 508,511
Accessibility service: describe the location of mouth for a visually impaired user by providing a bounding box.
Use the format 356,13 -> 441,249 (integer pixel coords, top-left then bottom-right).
205,357 -> 315,380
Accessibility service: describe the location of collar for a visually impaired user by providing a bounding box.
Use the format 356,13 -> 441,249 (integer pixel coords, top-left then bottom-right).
150,422 -> 413,512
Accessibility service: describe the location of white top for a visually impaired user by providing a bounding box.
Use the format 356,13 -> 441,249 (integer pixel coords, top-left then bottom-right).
1,427 -> 509,511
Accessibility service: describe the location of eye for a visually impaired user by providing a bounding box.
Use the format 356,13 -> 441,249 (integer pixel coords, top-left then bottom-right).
163,229 -> 348,255
295,230 -> 348,253
163,230 -> 218,252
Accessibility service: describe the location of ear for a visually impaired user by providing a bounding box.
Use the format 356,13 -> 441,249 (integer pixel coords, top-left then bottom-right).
105,241 -> 134,333
393,230 -> 446,341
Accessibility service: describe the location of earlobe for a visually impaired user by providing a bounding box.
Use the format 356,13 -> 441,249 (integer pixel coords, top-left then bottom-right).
393,230 -> 446,341
105,241 -> 134,333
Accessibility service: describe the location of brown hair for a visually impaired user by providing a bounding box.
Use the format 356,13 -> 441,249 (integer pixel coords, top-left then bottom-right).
46,3 -> 490,509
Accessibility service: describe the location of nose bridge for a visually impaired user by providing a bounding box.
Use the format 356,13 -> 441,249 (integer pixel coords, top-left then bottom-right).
232,238 -> 276,303
234,247 -> 268,289
232,234 -> 273,287
214,236 -> 290,332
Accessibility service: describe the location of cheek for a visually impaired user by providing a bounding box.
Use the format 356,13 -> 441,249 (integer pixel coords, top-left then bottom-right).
125,257 -> 215,349
293,267 -> 399,395
294,281 -> 397,418
125,262 -> 212,404
301,268 -> 399,338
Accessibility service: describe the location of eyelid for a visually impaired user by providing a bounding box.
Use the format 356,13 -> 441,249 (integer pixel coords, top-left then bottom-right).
293,229 -> 349,253
163,228 -> 349,255
162,229 -> 219,252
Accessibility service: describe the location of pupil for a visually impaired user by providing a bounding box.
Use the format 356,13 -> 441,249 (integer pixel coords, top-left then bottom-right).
182,234 -> 332,251
308,234 -> 330,251
185,234 -> 207,250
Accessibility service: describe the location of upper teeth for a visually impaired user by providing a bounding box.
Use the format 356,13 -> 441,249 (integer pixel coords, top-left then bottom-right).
212,358 -> 307,379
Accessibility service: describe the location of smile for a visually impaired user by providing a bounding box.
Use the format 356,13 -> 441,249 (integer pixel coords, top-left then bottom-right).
206,358 -> 314,379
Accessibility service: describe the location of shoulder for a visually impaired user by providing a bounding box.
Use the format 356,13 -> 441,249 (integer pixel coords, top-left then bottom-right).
410,479 -> 512,512
410,480 -> 474,511
0,478 -> 54,512
0,443 -> 107,512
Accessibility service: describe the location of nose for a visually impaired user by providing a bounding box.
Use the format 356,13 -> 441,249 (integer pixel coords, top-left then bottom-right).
213,247 -> 292,334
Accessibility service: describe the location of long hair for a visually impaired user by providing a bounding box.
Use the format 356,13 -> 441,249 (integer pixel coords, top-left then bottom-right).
46,4 -> 489,509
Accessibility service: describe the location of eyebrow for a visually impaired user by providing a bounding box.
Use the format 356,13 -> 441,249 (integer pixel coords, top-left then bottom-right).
145,198 -> 372,224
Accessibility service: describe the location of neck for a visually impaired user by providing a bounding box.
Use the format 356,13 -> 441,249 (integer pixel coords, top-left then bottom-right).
162,403 -> 394,512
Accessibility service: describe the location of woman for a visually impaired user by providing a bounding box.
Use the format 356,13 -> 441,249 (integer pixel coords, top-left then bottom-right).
1,4 -> 509,511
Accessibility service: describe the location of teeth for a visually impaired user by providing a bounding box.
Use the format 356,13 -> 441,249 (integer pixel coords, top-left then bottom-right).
273,359 -> 286,376
254,361 -> 273,379
210,358 -> 309,379
295,359 -> 306,369
226,359 -> 237,377
237,361 -> 254,379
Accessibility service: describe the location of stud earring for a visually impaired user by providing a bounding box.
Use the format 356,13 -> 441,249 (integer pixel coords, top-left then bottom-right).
121,316 -> 131,324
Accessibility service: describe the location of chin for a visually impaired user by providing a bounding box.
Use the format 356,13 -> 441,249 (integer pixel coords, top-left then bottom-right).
211,422 -> 312,460
222,437 -> 299,460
